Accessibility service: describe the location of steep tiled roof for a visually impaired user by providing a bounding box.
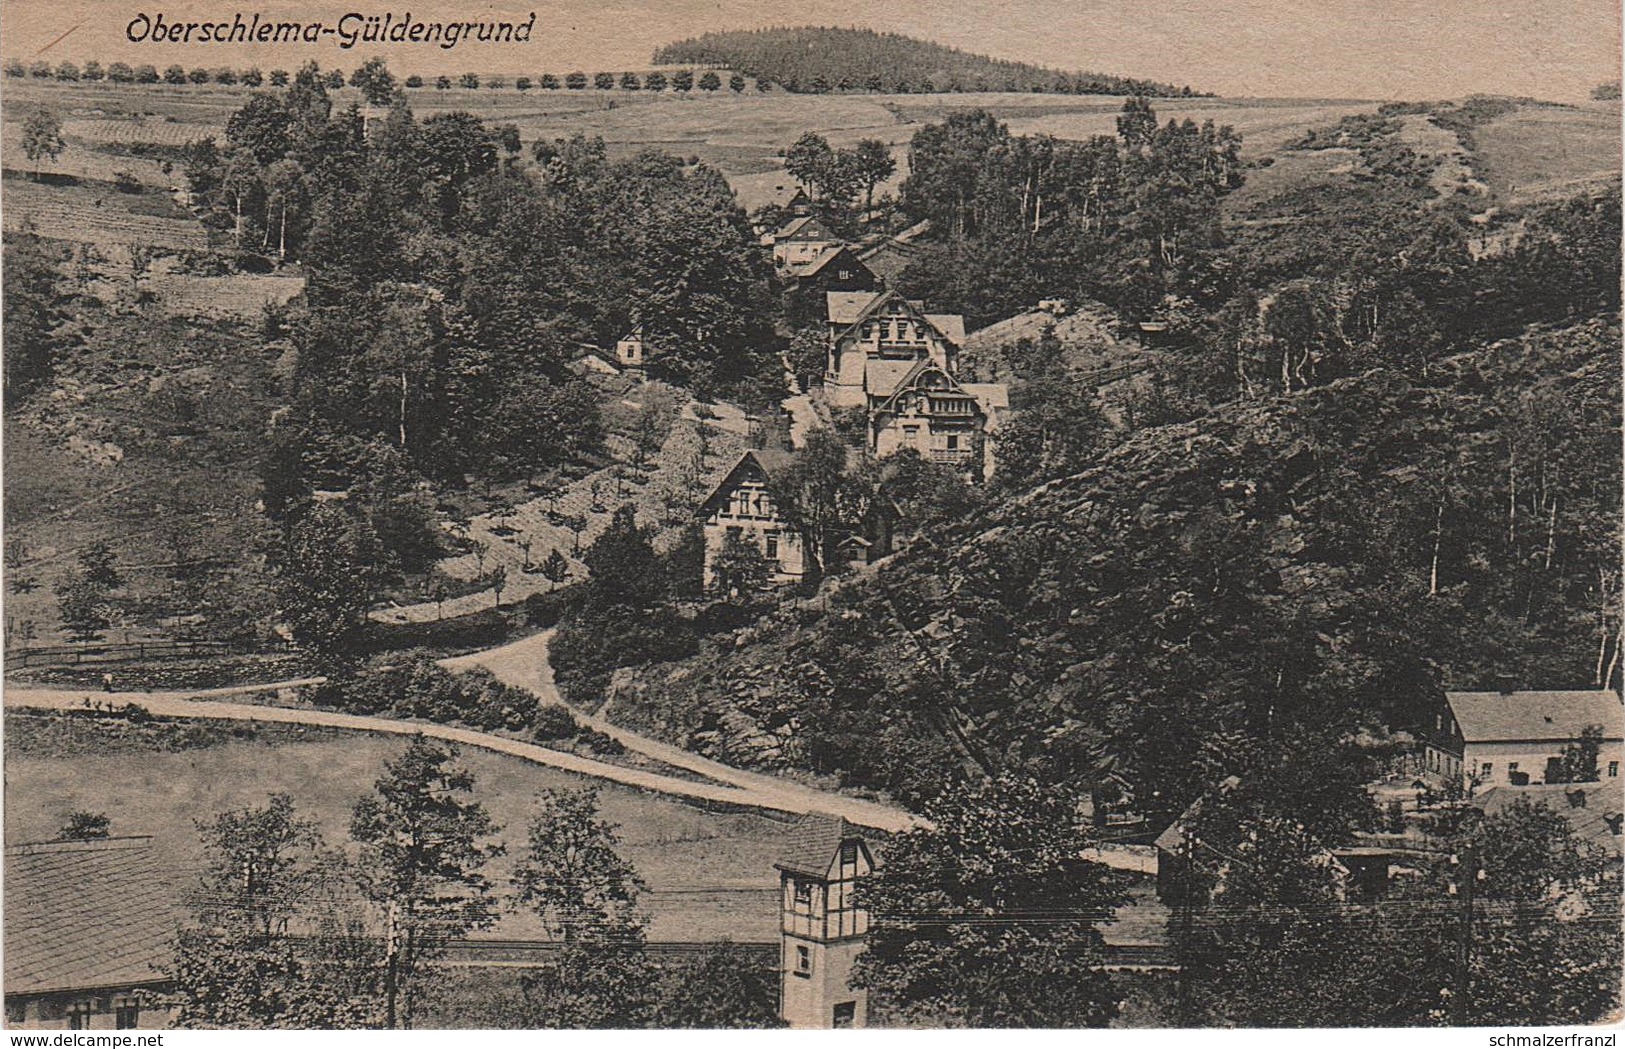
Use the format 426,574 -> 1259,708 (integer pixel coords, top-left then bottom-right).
826,291 -> 883,326
5,838 -> 180,995
700,448 -> 797,511
924,314 -> 967,345
1446,691 -> 1624,744
1474,783 -> 1624,857
865,359 -> 920,400
796,246 -> 846,276
775,816 -> 860,879
962,383 -> 1011,413
776,216 -> 836,242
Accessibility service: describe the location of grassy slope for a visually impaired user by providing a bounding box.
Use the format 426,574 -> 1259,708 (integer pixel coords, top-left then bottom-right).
3,294 -> 284,644
3,710 -> 791,942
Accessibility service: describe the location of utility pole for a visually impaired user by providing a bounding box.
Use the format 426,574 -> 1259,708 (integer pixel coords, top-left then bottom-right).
1451,844 -> 1477,1026
1174,830 -> 1197,1026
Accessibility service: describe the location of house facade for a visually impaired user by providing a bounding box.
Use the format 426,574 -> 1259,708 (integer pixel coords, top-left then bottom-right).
1423,689 -> 1624,787
776,817 -> 875,1029
699,449 -> 808,588
614,324 -> 648,369
822,290 -> 1006,480
772,215 -> 841,270
4,837 -> 178,1030
869,358 -> 990,473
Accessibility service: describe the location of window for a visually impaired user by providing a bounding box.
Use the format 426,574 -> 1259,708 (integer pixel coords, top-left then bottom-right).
946,435 -> 959,451
838,270 -> 852,281
5,999 -> 25,1024
1480,762 -> 1492,776
840,842 -> 858,866
1610,761 -> 1619,778
765,534 -> 779,559
795,945 -> 812,976
115,1003 -> 140,1030
833,1001 -> 857,1027
794,879 -> 811,905
1507,762 -> 1519,772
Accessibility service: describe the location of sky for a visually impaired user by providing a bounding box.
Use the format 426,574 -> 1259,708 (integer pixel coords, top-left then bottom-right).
2,0 -> 1619,101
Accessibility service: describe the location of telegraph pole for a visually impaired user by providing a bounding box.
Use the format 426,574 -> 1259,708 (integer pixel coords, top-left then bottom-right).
1174,830 -> 1197,1026
1451,844 -> 1477,1026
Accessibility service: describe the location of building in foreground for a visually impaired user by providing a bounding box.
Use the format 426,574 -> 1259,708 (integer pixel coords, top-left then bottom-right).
776,816 -> 876,1029
3,837 -> 178,1029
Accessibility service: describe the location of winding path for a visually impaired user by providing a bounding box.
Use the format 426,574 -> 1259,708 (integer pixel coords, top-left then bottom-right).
443,630 -> 918,830
4,630 -> 922,833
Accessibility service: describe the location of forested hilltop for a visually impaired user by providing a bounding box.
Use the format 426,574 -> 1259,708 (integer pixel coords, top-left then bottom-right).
654,27 -> 1199,96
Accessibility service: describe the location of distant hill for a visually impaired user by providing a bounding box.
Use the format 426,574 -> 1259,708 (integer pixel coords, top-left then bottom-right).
653,27 -> 1202,97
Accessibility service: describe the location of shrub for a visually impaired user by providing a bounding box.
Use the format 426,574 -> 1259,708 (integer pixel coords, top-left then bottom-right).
532,704 -> 581,742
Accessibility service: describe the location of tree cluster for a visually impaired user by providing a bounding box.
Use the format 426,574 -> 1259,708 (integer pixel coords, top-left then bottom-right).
895,100 -> 1243,328
654,27 -> 1201,97
169,747 -> 779,1028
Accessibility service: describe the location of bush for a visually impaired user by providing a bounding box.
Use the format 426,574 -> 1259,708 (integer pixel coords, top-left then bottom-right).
578,728 -> 626,757
532,703 -> 581,742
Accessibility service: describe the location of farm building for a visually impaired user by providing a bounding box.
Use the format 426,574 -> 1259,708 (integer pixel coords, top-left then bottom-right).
1471,782 -> 1624,859
3,837 -> 178,1030
1421,688 -> 1624,786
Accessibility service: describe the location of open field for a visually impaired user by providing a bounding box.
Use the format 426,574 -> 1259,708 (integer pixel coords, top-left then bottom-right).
8,78 -> 1614,219
3,710 -> 791,942
1,175 -> 208,250
1471,101 -> 1621,203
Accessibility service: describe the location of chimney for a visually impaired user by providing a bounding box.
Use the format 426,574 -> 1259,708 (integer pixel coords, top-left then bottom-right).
1494,674 -> 1518,696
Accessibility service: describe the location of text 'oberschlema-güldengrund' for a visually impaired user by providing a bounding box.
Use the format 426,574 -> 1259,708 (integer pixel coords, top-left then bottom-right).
124,11 -> 538,49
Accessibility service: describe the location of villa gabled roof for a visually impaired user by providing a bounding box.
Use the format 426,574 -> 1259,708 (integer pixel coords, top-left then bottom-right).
699,448 -> 796,513
924,313 -> 967,344
873,357 -> 983,418
825,288 -> 965,351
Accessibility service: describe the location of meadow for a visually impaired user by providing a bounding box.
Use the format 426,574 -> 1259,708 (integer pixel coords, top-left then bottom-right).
3,710 -> 789,943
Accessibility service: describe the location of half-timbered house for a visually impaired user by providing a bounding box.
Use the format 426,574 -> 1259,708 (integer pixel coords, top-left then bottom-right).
775,816 -> 876,1029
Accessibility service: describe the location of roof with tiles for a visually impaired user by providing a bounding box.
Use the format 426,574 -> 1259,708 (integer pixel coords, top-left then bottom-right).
826,290 -> 884,326
775,215 -> 838,242
1473,783 -> 1625,857
1445,690 -> 1624,744
775,815 -> 867,880
4,837 -> 181,995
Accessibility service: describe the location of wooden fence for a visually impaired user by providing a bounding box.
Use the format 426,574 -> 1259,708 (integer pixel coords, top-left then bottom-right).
4,639 -> 249,669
